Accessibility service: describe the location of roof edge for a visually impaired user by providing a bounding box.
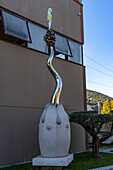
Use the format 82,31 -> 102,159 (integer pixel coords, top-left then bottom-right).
73,0 -> 83,7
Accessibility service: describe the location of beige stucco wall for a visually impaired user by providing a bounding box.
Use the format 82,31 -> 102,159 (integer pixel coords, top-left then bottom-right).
0,41 -> 85,110
0,40 -> 86,166
0,107 -> 41,166
0,0 -> 85,166
0,0 -> 82,43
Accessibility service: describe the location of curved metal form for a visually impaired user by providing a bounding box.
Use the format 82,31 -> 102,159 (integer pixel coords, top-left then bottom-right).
47,46 -> 63,105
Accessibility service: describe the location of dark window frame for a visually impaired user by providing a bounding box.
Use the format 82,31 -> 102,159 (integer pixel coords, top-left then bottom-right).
1,9 -> 32,43
54,49 -> 72,58
27,21 -> 48,54
67,39 -> 83,64
0,9 -> 27,47
54,34 -> 73,58
67,39 -> 73,56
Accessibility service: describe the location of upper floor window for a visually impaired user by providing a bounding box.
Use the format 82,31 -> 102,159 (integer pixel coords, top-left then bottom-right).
27,22 -> 48,53
55,54 -> 65,60
0,8 -> 83,65
55,34 -> 71,56
68,39 -> 82,64
2,11 -> 31,42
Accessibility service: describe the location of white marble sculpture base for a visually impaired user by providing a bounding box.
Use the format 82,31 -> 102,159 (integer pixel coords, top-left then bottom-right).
32,154 -> 73,167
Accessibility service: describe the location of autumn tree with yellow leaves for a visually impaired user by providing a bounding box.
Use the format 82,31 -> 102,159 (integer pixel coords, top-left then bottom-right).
111,100 -> 113,111
101,99 -> 113,114
101,99 -> 111,114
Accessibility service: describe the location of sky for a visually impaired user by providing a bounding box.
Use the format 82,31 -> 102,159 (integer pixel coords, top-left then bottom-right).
82,0 -> 113,97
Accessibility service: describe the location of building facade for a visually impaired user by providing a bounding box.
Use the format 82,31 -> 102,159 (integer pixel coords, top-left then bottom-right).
0,0 -> 86,167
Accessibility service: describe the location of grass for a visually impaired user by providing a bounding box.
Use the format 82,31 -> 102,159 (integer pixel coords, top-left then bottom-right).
1,152 -> 113,170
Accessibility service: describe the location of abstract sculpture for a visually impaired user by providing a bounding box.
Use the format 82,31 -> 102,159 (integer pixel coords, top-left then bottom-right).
39,7 -> 71,157
33,8 -> 73,166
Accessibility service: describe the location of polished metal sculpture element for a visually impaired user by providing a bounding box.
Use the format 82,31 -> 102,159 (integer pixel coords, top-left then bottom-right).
44,8 -> 63,105
47,46 -> 63,105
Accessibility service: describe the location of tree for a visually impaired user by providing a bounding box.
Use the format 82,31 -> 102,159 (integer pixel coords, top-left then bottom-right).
101,99 -> 111,114
69,111 -> 113,158
111,100 -> 113,111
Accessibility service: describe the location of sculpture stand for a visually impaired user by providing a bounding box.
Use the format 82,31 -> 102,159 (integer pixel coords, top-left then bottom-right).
32,154 -> 73,167
32,103 -> 73,167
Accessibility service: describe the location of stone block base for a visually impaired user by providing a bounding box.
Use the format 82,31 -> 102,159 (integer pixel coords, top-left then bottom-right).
32,154 -> 73,167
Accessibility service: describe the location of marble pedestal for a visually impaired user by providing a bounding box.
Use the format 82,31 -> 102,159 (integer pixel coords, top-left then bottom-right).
32,154 -> 73,167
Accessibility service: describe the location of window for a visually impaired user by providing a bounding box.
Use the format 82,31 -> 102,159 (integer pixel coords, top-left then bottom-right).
68,39 -> 82,64
55,54 -> 65,60
54,35 -> 82,65
27,22 -> 48,53
0,8 -> 83,65
55,34 -> 71,56
2,10 -> 31,42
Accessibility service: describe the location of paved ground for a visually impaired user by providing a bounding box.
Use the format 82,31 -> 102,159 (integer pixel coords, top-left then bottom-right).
89,148 -> 113,153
